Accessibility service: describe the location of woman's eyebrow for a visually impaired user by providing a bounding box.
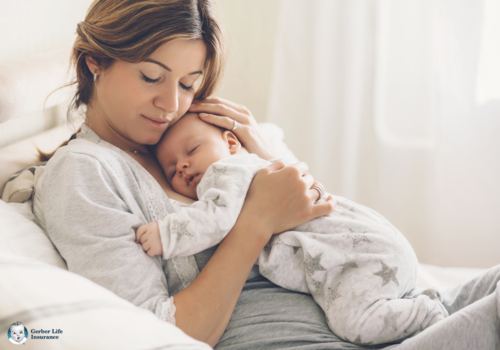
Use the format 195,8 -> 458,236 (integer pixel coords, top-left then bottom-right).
144,58 -> 202,75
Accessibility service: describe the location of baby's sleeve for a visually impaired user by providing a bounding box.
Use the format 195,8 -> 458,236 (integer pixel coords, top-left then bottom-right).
40,151 -> 176,323
159,155 -> 267,260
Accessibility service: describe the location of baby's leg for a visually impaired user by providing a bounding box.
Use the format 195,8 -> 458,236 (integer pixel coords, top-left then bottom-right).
314,260 -> 448,346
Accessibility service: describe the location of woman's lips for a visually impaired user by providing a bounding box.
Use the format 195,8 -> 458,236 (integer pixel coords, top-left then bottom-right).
142,115 -> 170,129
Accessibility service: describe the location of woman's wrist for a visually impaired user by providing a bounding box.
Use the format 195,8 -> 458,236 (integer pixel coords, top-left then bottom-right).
232,206 -> 273,246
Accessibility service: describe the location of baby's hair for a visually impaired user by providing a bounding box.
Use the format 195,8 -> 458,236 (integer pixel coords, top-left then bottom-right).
10,322 -> 24,330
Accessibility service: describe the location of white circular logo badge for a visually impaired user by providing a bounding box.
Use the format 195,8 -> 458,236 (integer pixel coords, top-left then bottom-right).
8,322 -> 28,345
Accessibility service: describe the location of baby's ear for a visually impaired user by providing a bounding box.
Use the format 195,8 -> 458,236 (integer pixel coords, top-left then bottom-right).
223,131 -> 241,155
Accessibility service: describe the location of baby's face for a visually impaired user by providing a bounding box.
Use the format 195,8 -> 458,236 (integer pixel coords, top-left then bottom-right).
157,113 -> 237,199
10,325 -> 24,342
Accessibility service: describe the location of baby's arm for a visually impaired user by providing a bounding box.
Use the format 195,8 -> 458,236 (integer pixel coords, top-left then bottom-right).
146,154 -> 270,260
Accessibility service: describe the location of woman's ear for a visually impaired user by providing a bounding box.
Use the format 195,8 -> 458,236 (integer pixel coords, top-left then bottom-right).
85,56 -> 100,77
223,131 -> 241,155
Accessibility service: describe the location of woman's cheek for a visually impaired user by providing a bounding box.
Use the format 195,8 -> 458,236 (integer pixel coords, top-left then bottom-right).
179,92 -> 194,116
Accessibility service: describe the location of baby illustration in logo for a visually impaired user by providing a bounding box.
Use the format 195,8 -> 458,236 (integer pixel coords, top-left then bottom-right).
8,322 -> 28,345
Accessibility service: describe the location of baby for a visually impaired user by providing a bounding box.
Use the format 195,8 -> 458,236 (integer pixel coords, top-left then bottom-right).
9,322 -> 26,344
136,113 -> 447,345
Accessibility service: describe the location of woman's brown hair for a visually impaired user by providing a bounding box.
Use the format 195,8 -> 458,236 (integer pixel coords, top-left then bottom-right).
40,0 -> 226,161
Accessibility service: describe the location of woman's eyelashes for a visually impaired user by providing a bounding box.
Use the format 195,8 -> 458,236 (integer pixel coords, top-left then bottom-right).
141,72 -> 160,84
141,72 -> 193,91
179,82 -> 193,92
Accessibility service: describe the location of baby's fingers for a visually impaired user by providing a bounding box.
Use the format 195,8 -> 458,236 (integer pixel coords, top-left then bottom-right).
136,225 -> 147,243
141,240 -> 151,254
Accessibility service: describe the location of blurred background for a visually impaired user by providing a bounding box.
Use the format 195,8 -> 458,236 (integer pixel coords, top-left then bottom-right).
0,0 -> 499,268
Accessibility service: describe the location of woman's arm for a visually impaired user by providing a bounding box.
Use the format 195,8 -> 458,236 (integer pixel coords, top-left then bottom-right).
39,151 -> 176,322
172,161 -> 336,346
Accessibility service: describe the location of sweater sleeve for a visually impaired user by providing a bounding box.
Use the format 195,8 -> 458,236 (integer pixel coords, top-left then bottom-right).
159,154 -> 269,259
40,150 -> 176,323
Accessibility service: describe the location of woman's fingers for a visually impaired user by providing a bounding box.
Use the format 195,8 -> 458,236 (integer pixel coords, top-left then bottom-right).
311,195 -> 337,218
190,103 -> 247,124
193,96 -> 247,114
198,113 -> 236,131
191,96 -> 276,160
309,181 -> 325,202
287,161 -> 309,176
303,174 -> 315,192
265,160 -> 287,171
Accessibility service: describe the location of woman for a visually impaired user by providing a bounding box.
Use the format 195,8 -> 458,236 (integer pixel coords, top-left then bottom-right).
34,0 -> 499,349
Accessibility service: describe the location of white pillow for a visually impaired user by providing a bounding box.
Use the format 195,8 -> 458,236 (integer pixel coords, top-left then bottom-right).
0,253 -> 211,350
0,199 -> 66,269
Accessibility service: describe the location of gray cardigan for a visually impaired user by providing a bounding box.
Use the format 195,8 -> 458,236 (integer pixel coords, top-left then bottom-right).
33,124 -> 201,324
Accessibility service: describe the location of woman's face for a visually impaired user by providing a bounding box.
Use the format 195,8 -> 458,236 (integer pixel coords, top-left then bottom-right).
88,39 -> 207,146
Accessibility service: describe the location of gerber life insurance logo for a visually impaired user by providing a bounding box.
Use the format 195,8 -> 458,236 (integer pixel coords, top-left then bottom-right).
8,322 -> 28,345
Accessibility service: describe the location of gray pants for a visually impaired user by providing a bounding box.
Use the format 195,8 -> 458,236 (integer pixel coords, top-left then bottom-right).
395,265 -> 500,350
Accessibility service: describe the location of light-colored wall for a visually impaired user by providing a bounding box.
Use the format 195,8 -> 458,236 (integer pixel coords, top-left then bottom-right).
0,0 -> 92,146
216,0 -> 280,123
0,0 -> 92,62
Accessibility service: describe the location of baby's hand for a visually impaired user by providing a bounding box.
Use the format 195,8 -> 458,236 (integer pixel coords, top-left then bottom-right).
135,222 -> 163,257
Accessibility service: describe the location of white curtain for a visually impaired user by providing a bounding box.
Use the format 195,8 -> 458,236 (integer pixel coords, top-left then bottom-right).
267,0 -> 500,268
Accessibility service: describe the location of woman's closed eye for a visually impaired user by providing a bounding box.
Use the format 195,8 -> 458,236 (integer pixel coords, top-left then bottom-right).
180,82 -> 193,92
141,72 -> 193,92
141,72 -> 160,84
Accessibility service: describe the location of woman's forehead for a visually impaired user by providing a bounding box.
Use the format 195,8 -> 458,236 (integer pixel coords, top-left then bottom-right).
148,39 -> 207,75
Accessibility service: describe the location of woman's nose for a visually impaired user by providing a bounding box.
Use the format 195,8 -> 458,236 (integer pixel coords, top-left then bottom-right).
154,81 -> 178,114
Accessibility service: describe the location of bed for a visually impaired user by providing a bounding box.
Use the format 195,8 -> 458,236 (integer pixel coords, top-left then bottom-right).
0,49 -> 488,350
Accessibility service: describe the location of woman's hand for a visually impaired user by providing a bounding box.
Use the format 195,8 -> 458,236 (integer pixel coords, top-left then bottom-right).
240,160 -> 336,239
188,97 -> 276,160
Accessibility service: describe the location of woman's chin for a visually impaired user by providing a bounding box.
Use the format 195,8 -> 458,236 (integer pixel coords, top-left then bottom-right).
136,131 -> 164,146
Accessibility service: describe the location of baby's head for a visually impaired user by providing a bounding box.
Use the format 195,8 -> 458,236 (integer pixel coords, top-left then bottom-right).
9,322 -> 25,343
156,113 -> 243,199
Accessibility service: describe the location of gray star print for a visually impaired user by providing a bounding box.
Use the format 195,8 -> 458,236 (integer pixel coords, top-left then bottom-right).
309,277 -> 322,291
422,289 -> 440,300
208,165 -> 228,186
380,305 -> 403,331
172,220 -> 193,242
304,252 -> 327,277
270,235 -> 286,245
211,195 -> 226,213
339,261 -> 358,274
343,229 -> 372,248
326,282 -> 341,306
353,335 -> 372,346
263,244 -> 272,255
373,261 -> 399,286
